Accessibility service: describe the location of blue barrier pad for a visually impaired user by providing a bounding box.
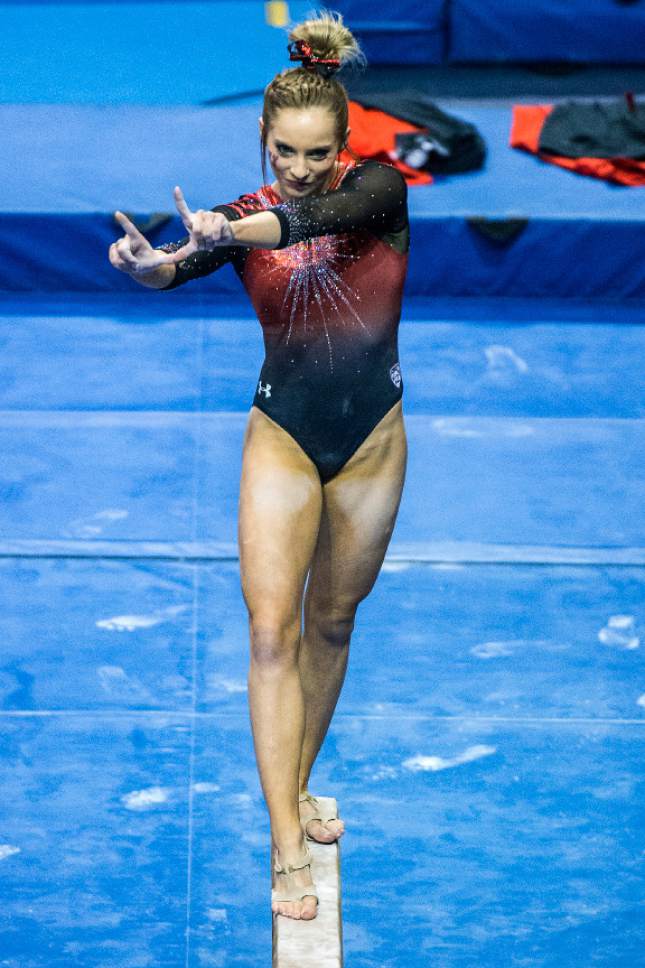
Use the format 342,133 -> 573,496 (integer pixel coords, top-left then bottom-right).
7,102 -> 643,220
0,1 -> 311,103
0,0 -> 444,96
450,0 -> 645,63
3,102 -> 645,298
334,0 -> 446,64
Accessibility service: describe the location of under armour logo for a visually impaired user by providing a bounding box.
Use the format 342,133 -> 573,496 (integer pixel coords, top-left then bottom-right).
389,363 -> 402,388
257,380 -> 272,398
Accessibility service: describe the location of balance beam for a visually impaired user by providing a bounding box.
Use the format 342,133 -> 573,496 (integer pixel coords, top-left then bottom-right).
272,796 -> 343,967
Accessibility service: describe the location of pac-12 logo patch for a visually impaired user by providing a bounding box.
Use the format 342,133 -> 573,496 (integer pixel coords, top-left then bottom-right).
389,362 -> 402,388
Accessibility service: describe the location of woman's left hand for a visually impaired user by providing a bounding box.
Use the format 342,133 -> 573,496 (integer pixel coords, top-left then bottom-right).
164,186 -> 236,262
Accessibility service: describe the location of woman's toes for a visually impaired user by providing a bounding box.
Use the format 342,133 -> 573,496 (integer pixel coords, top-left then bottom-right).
305,817 -> 344,842
277,901 -> 295,918
321,824 -> 337,841
286,899 -> 314,920
324,819 -> 344,838
301,898 -> 317,920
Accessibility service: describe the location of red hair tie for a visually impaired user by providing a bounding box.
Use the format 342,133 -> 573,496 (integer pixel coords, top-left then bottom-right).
288,39 -> 340,77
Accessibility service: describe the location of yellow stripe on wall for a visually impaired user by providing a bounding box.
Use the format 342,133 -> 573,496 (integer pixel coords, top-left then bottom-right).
265,2 -> 289,27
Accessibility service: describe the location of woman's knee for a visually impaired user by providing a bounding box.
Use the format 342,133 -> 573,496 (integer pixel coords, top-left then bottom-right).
306,605 -> 357,649
249,615 -> 301,667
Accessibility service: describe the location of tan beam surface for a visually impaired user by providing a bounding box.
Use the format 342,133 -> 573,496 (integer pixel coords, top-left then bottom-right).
272,797 -> 343,968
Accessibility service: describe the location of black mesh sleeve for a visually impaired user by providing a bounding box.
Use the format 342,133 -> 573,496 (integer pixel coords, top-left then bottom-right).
156,203 -> 243,290
266,161 -> 408,250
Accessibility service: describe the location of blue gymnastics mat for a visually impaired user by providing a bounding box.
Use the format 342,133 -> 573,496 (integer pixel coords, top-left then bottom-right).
3,100 -> 645,298
0,288 -> 644,966
1,291 -> 643,562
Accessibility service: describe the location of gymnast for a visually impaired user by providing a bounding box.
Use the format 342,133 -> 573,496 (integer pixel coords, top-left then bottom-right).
108,9 -> 410,922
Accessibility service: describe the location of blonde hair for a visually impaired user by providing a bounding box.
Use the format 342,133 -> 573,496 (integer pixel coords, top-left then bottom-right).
261,8 -> 366,183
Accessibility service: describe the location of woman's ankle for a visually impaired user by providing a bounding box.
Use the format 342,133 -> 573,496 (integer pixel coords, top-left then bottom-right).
273,830 -> 307,856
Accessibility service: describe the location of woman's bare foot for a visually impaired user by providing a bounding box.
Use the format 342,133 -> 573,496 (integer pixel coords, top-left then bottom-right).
299,792 -> 345,843
272,839 -> 319,920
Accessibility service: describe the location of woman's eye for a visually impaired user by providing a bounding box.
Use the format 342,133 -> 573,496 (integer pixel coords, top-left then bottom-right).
276,146 -> 327,160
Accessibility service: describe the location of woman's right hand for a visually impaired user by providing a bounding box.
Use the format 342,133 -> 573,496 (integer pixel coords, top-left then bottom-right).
108,211 -> 173,275
109,187 -> 236,275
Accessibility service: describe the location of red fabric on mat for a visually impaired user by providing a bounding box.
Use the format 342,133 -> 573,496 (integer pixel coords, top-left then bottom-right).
338,100 -> 434,186
510,104 -> 645,186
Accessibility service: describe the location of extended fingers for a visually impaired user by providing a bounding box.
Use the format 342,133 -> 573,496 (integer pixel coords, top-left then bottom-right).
173,186 -> 194,230
114,210 -> 147,243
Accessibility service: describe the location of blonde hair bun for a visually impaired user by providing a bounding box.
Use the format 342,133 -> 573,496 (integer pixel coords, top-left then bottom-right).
287,8 -> 366,77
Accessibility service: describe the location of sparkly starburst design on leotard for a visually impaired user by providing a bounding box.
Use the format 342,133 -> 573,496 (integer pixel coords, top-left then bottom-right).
266,232 -> 368,374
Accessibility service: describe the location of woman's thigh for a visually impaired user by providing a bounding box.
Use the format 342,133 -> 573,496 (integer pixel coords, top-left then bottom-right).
238,407 -> 323,627
305,401 -> 408,616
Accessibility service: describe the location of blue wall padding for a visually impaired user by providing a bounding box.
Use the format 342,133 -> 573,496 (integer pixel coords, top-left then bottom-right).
3,212 -> 644,299
343,29 -> 444,66
3,103 -> 645,298
449,0 -> 645,64
3,212 -> 642,299
0,1 -> 312,104
3,0 -> 645,99
333,1 -> 446,64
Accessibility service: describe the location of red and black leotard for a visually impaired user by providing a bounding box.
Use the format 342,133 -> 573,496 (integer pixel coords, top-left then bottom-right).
158,159 -> 410,483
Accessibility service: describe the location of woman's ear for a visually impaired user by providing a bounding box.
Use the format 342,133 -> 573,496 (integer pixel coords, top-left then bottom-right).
337,128 -> 350,154
338,127 -> 351,154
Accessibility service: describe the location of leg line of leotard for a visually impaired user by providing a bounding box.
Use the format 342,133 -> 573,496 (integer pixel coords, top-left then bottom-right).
250,396 -> 403,484
249,403 -> 323,479
316,395 -> 404,485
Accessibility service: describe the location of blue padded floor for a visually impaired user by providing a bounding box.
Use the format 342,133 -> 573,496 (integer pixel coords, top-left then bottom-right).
1,293 -> 644,560
0,291 -> 644,966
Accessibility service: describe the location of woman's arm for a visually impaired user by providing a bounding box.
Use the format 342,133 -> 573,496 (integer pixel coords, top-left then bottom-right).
264,161 -> 407,250
226,161 -> 406,251
145,161 -> 407,283
229,211 -> 282,249
131,263 -> 177,289
155,204 -> 244,290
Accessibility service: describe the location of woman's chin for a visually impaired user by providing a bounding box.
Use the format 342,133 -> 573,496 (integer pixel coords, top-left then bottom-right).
279,179 -> 323,198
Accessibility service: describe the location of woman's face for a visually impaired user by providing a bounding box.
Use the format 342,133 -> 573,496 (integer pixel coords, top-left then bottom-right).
261,106 -> 349,199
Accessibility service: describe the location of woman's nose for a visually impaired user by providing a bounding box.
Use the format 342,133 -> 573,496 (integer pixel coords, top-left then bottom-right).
290,159 -> 309,179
